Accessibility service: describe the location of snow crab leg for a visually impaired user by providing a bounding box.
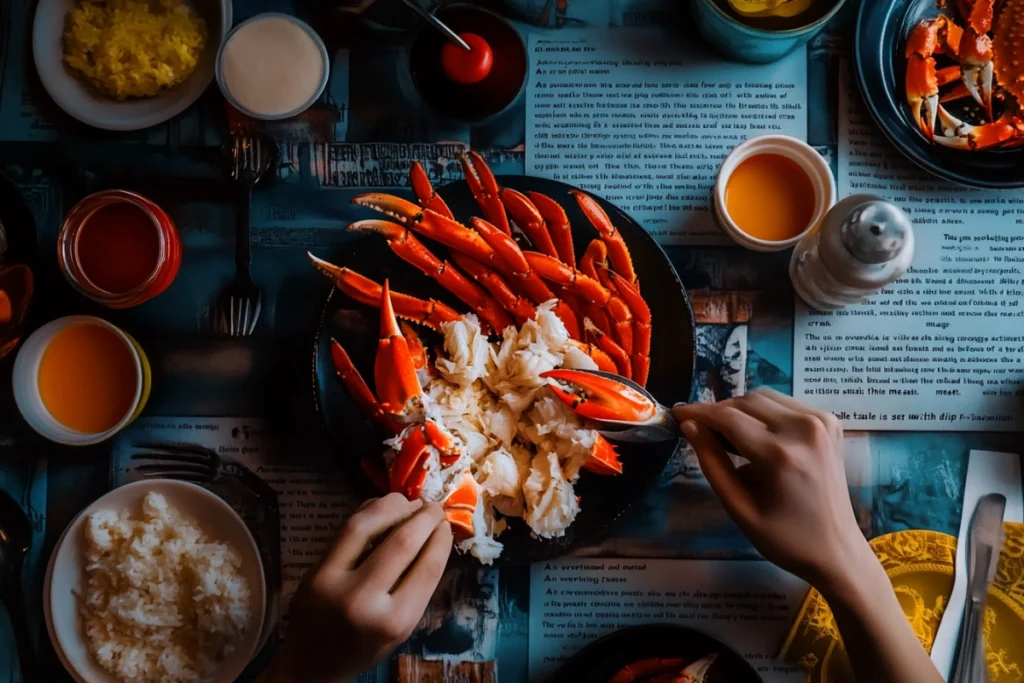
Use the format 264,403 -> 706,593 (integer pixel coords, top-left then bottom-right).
606,267 -> 652,386
609,654 -> 719,683
460,151 -> 512,236
352,193 -> 496,264
449,250 -> 538,324
470,217 -> 582,339
570,190 -> 637,285
583,318 -> 631,379
525,252 -> 611,306
500,187 -> 560,258
309,253 -> 460,332
528,191 -> 576,268
580,240 -> 633,355
410,161 -> 454,219
935,102 -> 1024,149
348,219 -> 513,334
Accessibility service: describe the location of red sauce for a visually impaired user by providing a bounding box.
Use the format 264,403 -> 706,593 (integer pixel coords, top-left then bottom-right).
77,202 -> 161,294
441,33 -> 493,85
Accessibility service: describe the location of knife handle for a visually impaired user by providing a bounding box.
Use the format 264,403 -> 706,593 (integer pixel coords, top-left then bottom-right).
950,600 -> 985,683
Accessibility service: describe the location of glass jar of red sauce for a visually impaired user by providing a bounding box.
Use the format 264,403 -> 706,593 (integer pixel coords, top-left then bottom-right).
58,190 -> 182,309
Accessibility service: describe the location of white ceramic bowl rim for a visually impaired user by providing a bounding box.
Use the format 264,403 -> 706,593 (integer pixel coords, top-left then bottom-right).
215,13 -> 330,121
44,479 -> 267,683
714,134 -> 836,252
12,316 -> 143,446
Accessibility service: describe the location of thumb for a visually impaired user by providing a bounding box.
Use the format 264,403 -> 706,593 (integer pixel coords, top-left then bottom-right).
681,420 -> 759,528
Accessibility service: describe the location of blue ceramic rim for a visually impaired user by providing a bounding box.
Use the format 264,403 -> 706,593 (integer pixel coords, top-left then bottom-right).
853,1 -> 1024,189
408,3 -> 529,125
697,0 -> 850,37
215,13 -> 330,121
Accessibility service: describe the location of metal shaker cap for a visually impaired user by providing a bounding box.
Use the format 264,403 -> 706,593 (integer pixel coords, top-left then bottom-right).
839,200 -> 913,265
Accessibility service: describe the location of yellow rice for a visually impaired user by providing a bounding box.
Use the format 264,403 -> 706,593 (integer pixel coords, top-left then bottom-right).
63,0 -> 208,100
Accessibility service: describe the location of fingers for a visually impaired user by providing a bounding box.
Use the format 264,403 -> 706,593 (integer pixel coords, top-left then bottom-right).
681,421 -> 758,527
751,388 -> 844,446
673,401 -> 775,462
391,520 -> 453,621
358,502 -> 448,591
324,493 -> 423,573
730,391 -> 795,430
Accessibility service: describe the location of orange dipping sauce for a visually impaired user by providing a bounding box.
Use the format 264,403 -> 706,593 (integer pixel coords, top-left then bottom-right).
38,322 -> 138,433
78,202 -> 162,294
724,153 -> 817,242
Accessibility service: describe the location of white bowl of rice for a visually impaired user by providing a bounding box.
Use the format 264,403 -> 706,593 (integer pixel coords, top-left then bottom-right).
44,479 -> 266,683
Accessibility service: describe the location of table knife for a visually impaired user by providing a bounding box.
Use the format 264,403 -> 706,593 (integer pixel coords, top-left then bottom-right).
950,493 -> 1006,683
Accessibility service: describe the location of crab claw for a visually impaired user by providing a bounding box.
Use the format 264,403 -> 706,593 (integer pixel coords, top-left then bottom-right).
442,469 -> 480,540
460,151 -> 512,236
679,654 -> 719,683
541,369 -> 658,423
959,27 -> 994,120
375,280 -> 424,417
905,54 -> 939,141
389,421 -> 462,499
352,193 -> 495,263
583,434 -> 622,476
409,161 -> 454,219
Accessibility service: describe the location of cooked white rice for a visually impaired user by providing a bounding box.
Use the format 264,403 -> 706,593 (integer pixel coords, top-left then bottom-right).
78,492 -> 252,683
387,301 -> 603,564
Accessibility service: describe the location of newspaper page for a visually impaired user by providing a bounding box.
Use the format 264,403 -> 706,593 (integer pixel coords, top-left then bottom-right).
792,70 -> 1024,431
528,559 -> 807,682
526,29 -> 807,245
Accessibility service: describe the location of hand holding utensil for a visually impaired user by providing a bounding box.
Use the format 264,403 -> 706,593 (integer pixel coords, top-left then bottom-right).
216,134 -> 275,337
950,493 -> 1006,683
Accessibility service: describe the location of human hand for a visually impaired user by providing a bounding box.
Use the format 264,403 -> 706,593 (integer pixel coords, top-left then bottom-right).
270,494 -> 453,683
672,388 -> 870,594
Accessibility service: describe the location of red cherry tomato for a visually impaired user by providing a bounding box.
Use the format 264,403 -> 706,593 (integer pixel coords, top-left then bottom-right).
441,33 -> 493,85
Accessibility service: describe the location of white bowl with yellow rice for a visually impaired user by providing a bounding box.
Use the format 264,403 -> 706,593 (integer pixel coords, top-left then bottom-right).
33,0 -> 232,131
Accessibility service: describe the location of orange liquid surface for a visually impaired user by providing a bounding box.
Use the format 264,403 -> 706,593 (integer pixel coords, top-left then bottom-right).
725,153 -> 817,242
38,322 -> 138,433
78,202 -> 161,294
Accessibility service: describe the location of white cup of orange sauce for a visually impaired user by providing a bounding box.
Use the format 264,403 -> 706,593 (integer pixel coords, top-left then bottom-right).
714,135 -> 836,252
12,316 -> 151,445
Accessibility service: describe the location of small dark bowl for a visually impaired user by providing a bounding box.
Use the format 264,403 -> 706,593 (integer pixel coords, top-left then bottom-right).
408,3 -> 528,124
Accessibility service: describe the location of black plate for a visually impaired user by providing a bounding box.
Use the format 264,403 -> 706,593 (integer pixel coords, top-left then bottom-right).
549,624 -> 763,683
855,0 -> 1024,189
313,176 -> 695,567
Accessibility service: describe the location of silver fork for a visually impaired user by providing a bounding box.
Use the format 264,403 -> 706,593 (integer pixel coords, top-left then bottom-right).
215,135 -> 275,336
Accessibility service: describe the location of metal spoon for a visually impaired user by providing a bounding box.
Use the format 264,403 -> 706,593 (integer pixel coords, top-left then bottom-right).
549,369 -> 742,455
0,490 -> 38,682
399,0 -> 471,50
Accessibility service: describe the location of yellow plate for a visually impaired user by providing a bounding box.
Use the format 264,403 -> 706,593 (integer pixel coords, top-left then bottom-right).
121,331 -> 152,426
780,524 -> 1024,682
728,0 -> 815,18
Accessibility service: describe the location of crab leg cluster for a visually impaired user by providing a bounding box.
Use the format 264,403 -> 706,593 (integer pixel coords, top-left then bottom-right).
904,0 -> 1024,149
311,154 -> 664,530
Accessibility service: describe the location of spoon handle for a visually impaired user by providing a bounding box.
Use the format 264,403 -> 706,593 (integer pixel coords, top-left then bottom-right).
2,567 -> 39,683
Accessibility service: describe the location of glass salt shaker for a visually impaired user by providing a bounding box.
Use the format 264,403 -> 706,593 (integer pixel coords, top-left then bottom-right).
789,194 -> 914,311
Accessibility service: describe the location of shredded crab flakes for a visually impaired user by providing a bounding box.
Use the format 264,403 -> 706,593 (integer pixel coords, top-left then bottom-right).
380,304 -> 602,563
